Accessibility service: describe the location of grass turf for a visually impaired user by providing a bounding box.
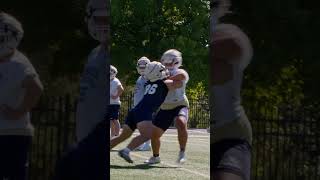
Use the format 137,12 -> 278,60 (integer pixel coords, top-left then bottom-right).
110,129 -> 210,180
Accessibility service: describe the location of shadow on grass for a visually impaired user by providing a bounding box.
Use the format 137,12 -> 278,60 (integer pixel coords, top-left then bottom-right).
110,164 -> 179,170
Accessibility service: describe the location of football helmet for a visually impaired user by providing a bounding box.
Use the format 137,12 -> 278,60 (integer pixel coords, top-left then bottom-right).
144,61 -> 169,82
160,49 -> 182,71
136,56 -> 150,75
110,65 -> 117,79
0,12 -> 23,57
85,0 -> 110,42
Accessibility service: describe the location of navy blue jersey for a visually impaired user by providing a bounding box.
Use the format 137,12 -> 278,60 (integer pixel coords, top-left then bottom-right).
133,79 -> 168,113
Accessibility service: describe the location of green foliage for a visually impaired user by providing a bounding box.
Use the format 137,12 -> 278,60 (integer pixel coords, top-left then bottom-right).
111,0 -> 210,87
229,1 -> 319,101
243,59 -> 304,108
187,81 -> 207,101
2,0 -> 318,101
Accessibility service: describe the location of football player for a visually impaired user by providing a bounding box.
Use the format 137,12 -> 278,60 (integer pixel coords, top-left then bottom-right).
145,49 -> 190,164
210,0 -> 253,180
133,56 -> 152,151
54,0 -> 110,179
109,65 -> 124,138
110,61 -> 183,163
0,12 -> 43,180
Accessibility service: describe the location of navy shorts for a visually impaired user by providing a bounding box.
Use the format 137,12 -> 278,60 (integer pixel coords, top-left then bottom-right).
125,109 -> 153,131
108,104 -> 120,120
153,106 -> 189,131
211,139 -> 252,180
0,136 -> 32,180
54,120 -> 108,180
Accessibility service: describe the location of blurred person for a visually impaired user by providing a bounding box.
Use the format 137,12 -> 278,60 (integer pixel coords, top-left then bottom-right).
145,49 -> 190,165
210,0 -> 254,180
109,65 -> 124,138
134,56 -> 152,151
0,12 -> 43,180
54,0 -> 110,179
111,61 -> 183,163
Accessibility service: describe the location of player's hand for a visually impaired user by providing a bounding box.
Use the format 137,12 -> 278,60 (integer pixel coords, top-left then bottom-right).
0,105 -> 26,120
111,95 -> 118,99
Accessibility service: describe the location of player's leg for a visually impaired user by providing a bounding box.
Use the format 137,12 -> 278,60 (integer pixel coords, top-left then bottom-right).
118,121 -> 153,163
150,125 -> 164,156
110,120 -> 115,137
113,105 -> 121,136
113,119 -> 121,136
127,121 -> 152,150
145,109 -> 175,164
110,124 -> 133,150
135,113 -> 155,151
144,125 -> 164,164
174,107 -> 189,163
110,105 -> 120,137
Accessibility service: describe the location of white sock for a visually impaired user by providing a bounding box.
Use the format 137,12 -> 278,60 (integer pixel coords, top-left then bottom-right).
146,140 -> 151,146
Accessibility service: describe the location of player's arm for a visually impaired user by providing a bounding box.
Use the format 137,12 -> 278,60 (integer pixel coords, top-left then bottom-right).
115,85 -> 124,97
1,75 -> 43,120
164,79 -> 183,91
168,73 -> 186,81
20,75 -> 43,112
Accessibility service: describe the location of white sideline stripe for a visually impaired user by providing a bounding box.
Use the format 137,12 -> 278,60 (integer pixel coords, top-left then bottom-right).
123,136 -> 209,145
163,134 -> 209,138
161,140 -> 209,147
188,129 -> 210,134
160,136 -> 210,142
130,132 -> 210,138
130,152 -> 210,179
122,134 -> 210,145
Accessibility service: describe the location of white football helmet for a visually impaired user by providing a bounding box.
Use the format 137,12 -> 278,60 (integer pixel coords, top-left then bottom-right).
0,12 -> 23,57
85,0 -> 110,42
160,49 -> 182,71
110,65 -> 117,79
136,56 -> 150,75
144,61 -> 169,82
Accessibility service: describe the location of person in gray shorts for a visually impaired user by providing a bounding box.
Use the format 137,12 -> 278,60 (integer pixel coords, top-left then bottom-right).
210,0 -> 254,180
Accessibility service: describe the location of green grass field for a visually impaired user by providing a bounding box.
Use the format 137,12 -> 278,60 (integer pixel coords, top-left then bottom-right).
111,129 -> 210,180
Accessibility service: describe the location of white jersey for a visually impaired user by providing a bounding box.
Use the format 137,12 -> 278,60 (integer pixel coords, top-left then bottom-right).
163,69 -> 189,103
0,50 -> 40,136
133,76 -> 147,107
110,77 -> 122,105
214,23 -> 253,70
76,45 -> 108,141
212,65 -> 245,127
212,23 -> 253,127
